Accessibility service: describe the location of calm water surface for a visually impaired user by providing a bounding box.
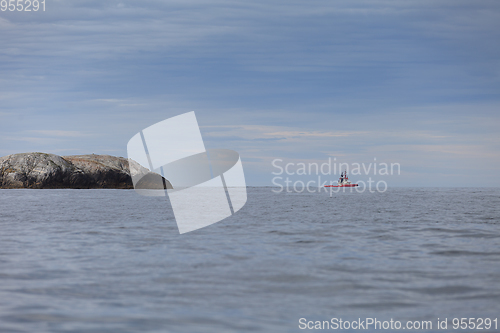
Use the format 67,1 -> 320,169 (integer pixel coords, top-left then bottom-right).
0,188 -> 499,332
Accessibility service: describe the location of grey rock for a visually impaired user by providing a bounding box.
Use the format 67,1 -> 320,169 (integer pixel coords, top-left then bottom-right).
0,153 -> 115,189
0,153 -> 81,189
63,154 -> 133,189
128,159 -> 173,191
0,152 -> 173,189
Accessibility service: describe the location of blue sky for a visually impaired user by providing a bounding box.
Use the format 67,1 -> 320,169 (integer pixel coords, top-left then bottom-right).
1,0 -> 499,186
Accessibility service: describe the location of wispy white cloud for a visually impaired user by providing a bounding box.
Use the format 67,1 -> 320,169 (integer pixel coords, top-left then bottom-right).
0,17 -> 13,28
93,99 -> 125,103
29,130 -> 88,137
2,136 -> 60,144
91,99 -> 147,107
202,125 -> 364,140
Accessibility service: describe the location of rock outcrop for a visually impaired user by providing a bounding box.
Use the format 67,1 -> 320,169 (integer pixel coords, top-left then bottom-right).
63,154 -> 132,189
0,153 -> 134,189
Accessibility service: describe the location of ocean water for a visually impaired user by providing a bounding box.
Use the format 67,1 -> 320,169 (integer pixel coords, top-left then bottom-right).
0,188 -> 499,332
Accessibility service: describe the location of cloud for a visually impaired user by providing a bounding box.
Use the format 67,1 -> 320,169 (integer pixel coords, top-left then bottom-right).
0,17 -> 13,28
29,130 -> 88,137
202,125 -> 364,140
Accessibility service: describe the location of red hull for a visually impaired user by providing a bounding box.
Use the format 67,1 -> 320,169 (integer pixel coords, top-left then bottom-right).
324,184 -> 358,187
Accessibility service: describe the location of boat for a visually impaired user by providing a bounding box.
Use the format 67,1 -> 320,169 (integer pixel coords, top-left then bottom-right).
324,170 -> 358,187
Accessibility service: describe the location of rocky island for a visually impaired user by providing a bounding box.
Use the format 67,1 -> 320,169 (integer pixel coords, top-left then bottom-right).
0,153 -> 135,189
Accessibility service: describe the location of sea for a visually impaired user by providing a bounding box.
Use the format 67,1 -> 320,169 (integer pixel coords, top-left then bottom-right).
0,188 -> 499,332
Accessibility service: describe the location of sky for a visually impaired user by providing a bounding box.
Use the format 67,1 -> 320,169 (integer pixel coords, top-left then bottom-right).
1,0 -> 499,186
